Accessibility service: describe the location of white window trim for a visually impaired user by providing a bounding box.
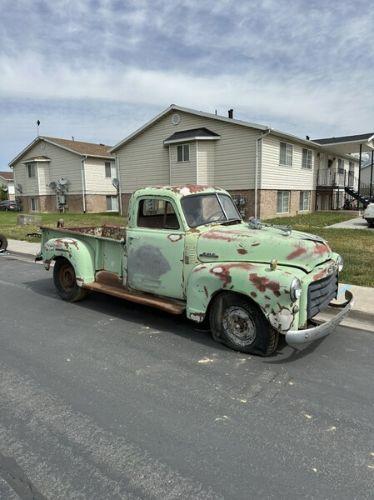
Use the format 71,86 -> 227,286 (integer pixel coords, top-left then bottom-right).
177,143 -> 190,162
279,142 -> 293,167
106,195 -> 119,212
299,191 -> 311,212
276,190 -> 290,214
302,148 -> 313,169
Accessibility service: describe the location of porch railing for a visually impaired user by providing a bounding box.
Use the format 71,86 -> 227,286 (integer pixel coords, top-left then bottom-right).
317,169 -> 357,188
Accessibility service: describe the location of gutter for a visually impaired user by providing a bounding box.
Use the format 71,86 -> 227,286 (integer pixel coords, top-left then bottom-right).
80,155 -> 87,213
255,129 -> 271,219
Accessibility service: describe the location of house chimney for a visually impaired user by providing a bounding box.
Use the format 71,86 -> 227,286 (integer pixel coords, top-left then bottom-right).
306,135 -> 310,140
228,109 -> 234,119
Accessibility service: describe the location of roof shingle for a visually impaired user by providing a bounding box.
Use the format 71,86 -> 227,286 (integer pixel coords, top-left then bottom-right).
43,137 -> 113,157
0,171 -> 14,180
313,133 -> 374,145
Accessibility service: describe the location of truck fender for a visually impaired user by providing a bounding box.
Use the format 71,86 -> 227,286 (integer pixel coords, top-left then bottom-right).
42,237 -> 95,286
186,262 -> 301,333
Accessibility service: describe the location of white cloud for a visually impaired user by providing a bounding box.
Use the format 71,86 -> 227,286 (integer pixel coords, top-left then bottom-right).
0,51 -> 373,137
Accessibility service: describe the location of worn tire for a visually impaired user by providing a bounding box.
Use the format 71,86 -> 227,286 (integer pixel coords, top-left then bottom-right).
209,292 -> 279,356
0,233 -> 8,251
53,258 -> 88,302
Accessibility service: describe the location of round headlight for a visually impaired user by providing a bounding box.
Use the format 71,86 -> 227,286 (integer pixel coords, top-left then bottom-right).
337,255 -> 344,273
290,278 -> 302,302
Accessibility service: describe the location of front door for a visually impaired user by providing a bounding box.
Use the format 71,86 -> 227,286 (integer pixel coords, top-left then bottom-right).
126,197 -> 185,299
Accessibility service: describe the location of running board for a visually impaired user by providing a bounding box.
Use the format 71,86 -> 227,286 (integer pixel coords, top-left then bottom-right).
83,271 -> 185,315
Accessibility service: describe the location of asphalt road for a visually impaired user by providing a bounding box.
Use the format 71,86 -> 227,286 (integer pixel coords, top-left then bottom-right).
0,256 -> 373,499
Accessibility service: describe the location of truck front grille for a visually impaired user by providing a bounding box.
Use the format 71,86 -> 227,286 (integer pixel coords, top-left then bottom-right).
307,271 -> 338,319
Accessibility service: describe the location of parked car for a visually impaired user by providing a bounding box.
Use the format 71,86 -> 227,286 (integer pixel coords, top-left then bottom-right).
37,185 -> 353,356
363,203 -> 374,228
0,200 -> 21,211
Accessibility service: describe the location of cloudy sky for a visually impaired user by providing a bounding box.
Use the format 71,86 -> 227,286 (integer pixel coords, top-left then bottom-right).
1,0 -> 373,168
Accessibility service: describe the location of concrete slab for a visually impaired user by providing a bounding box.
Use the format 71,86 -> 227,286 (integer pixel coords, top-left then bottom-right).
7,239 -> 41,258
327,216 -> 373,230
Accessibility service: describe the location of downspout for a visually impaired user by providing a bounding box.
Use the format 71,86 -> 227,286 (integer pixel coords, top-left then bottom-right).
255,129 -> 271,219
370,150 -> 374,200
168,145 -> 172,184
80,155 -> 87,213
116,154 -> 123,215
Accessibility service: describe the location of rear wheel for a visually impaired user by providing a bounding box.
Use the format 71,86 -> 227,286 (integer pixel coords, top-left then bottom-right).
53,258 -> 88,302
0,233 -> 8,251
209,293 -> 279,356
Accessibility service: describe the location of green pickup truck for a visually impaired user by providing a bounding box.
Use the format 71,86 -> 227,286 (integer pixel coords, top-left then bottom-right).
38,185 -> 353,356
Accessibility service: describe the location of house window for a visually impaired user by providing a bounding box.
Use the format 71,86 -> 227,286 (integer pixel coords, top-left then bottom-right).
337,159 -> 344,173
137,198 -> 180,230
27,163 -> 35,178
349,161 -> 354,172
277,190 -> 290,213
106,195 -> 119,212
30,197 -> 38,211
177,144 -> 190,162
302,149 -> 313,169
299,191 -> 311,211
279,142 -> 293,166
105,161 -> 112,178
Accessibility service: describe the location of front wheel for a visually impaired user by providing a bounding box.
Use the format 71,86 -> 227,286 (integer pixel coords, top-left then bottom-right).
53,258 -> 88,302
209,293 -> 279,356
0,233 -> 8,251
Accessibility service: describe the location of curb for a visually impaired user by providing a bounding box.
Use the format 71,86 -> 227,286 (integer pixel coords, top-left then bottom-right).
2,248 -> 374,329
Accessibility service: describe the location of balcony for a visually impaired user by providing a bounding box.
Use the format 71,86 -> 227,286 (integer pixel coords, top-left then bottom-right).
317,169 -> 357,189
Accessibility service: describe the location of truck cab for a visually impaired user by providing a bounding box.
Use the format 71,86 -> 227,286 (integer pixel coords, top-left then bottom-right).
39,185 -> 353,356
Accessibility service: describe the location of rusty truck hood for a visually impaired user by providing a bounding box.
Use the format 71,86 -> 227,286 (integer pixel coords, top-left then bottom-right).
196,223 -> 332,272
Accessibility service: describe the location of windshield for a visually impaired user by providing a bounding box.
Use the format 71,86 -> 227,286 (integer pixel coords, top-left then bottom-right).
181,193 -> 242,228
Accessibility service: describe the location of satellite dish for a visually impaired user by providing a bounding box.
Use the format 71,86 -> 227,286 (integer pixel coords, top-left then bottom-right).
16,184 -> 23,193
48,181 -> 57,190
58,178 -> 68,186
112,178 -> 119,189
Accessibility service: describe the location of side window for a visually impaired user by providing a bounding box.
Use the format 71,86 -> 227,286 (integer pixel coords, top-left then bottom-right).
137,199 -> 180,230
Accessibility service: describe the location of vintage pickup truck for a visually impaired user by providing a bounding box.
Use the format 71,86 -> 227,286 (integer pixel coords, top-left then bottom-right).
38,185 -> 353,356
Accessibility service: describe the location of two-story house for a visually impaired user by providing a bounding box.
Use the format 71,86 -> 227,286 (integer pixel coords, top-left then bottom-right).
0,171 -> 15,200
9,137 -> 118,213
110,105 -> 360,219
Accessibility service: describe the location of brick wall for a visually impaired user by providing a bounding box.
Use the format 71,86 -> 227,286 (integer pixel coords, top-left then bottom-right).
259,189 -> 316,219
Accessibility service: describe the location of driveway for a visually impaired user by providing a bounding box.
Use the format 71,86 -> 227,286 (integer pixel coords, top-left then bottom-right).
327,216 -> 373,230
0,256 -> 374,499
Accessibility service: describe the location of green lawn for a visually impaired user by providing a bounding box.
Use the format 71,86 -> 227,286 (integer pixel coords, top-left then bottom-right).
264,211 -> 374,287
1,210 -> 372,287
0,212 -> 125,242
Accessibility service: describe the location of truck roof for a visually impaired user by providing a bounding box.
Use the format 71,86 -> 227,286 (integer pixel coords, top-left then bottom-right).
135,185 -> 228,199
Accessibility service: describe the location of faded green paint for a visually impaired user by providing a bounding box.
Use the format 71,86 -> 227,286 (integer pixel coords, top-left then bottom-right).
40,185 -> 343,335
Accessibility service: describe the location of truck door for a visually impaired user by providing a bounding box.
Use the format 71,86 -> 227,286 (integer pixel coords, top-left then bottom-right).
126,197 -> 185,299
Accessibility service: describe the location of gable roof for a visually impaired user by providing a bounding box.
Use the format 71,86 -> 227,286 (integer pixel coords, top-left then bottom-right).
110,104 -> 333,154
9,136 -> 114,167
164,127 -> 221,144
0,171 -> 14,181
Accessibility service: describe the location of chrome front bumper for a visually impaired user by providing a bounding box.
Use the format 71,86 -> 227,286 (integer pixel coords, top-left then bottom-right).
285,290 -> 354,346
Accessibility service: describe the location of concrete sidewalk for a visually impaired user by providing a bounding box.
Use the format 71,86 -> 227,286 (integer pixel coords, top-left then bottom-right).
327,216 -> 373,231
4,238 -> 41,259
2,237 -> 374,332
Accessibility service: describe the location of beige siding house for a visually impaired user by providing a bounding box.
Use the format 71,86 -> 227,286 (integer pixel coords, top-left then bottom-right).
9,137 -> 118,213
111,105 -> 359,218
0,171 -> 15,200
